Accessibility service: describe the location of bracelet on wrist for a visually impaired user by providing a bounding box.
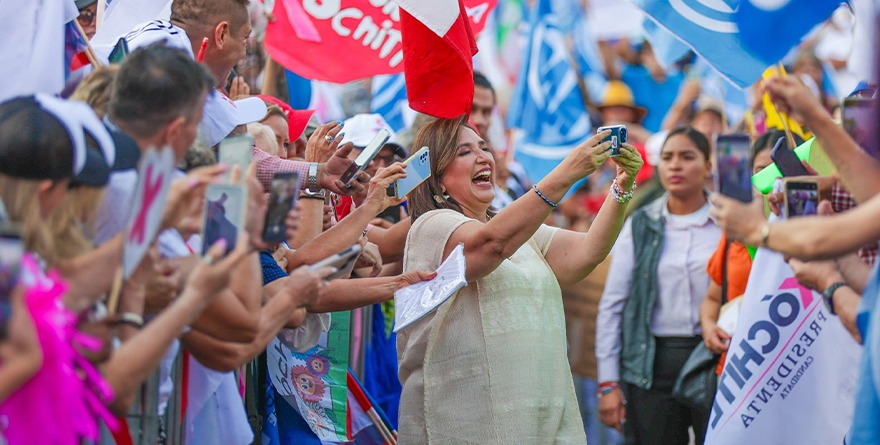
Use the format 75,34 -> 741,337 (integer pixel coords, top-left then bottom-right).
597,381 -> 620,398
760,223 -> 771,248
533,185 -> 559,208
610,180 -> 636,204
117,312 -> 144,329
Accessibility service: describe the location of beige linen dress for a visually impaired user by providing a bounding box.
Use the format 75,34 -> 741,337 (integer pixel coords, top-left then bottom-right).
397,209 -> 586,445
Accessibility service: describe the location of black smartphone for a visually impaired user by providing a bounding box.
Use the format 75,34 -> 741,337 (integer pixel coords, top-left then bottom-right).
714,134 -> 753,203
784,180 -> 819,218
340,129 -> 391,186
843,96 -> 879,160
262,172 -> 301,243
0,224 -> 23,340
770,137 -> 810,177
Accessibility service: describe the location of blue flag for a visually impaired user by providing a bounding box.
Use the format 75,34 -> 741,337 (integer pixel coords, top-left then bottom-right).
507,0 -> 591,185
371,74 -> 408,133
285,70 -> 313,110
630,0 -> 767,88
736,0 -> 842,66
641,18 -> 692,70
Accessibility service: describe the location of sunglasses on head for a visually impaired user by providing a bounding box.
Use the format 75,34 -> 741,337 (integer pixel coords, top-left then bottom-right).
77,8 -> 94,27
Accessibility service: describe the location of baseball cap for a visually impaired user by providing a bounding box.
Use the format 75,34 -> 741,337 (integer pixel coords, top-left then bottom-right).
257,95 -> 316,142
340,113 -> 407,158
201,93 -> 269,146
0,95 -> 113,186
75,0 -> 97,9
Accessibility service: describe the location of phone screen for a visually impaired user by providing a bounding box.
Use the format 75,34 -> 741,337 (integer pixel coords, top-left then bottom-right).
0,227 -> 23,339
201,184 -> 246,256
785,181 -> 819,218
219,135 -> 254,182
770,137 -> 810,177
262,172 -> 301,243
342,130 -> 392,185
714,134 -> 753,203
843,97 -> 879,159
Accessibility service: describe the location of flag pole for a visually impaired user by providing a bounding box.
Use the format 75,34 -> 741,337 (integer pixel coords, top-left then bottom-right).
73,19 -> 104,68
771,63 -> 797,149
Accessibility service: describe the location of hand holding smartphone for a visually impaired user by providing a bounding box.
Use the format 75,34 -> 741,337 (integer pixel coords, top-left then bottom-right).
309,245 -> 362,281
713,134 -> 753,203
387,146 -> 431,198
262,172 -> 301,243
770,137 -> 810,177
340,129 -> 391,186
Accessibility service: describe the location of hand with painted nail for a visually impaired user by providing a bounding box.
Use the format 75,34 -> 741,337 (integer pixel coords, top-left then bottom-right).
161,163 -> 228,234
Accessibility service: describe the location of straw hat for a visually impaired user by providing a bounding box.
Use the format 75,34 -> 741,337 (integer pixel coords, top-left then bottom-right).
596,80 -> 648,123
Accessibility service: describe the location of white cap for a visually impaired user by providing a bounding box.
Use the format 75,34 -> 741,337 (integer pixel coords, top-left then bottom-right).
340,113 -> 407,157
201,94 -> 268,146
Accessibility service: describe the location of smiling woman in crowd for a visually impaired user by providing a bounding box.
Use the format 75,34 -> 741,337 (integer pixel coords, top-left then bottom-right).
396,116 -> 643,444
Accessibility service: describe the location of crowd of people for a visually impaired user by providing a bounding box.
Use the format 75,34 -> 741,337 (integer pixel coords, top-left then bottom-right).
1,0 -> 878,444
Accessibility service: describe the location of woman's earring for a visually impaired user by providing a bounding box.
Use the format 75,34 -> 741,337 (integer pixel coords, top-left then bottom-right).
433,194 -> 446,204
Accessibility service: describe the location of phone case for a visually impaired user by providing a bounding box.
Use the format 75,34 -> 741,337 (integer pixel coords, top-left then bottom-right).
394,146 -> 431,198
200,184 -> 247,256
262,172 -> 301,243
219,135 -> 253,182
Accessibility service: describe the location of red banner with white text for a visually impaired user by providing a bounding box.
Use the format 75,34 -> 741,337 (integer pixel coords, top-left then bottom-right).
265,0 -> 496,83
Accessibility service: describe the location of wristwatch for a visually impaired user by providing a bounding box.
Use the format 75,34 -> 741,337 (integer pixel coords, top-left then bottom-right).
307,162 -> 320,191
822,281 -> 847,315
301,188 -> 325,200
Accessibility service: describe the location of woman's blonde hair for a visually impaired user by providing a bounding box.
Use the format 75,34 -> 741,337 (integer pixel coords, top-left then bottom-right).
71,65 -> 119,116
248,122 -> 280,156
0,175 -> 55,263
408,115 -> 494,222
46,186 -> 106,262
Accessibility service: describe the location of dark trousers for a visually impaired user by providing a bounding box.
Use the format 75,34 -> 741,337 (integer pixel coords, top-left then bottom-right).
622,336 -> 709,445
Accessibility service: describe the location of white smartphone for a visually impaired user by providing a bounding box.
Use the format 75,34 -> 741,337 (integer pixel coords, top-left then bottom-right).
219,134 -> 253,183
309,244 -> 362,281
340,129 -> 391,186
388,146 -> 431,198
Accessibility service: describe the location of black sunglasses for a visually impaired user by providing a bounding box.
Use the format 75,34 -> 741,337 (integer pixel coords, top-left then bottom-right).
77,8 -> 94,27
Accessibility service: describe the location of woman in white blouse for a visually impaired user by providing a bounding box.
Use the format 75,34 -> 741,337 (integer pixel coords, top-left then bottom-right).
596,127 -> 722,444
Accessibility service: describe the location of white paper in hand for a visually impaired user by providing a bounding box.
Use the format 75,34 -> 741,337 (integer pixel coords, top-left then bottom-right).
393,243 -> 467,333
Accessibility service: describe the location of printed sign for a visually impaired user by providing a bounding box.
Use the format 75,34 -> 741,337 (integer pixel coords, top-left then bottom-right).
122,147 -> 175,278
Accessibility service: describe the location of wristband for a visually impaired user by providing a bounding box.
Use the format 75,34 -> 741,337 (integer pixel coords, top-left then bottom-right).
117,312 -> 144,329
596,381 -> 619,398
822,282 -> 846,315
760,223 -> 771,248
533,185 -> 559,208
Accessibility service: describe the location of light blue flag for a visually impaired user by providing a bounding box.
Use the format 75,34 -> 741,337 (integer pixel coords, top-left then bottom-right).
736,0 -> 842,66
629,0 -> 767,88
507,0 -> 591,185
641,18 -> 692,69
371,74 -> 408,133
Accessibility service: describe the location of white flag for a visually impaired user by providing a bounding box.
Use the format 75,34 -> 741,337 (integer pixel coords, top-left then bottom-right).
705,247 -> 860,445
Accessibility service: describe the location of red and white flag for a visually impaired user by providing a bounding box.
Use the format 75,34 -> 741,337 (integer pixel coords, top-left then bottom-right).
396,0 -> 479,118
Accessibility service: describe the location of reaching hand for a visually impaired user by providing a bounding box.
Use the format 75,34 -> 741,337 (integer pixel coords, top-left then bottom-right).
305,122 -> 344,163
709,193 -> 768,246
229,76 -> 250,100
611,143 -> 644,190
183,233 -> 252,304
319,143 -> 371,195
763,76 -> 829,126
394,270 -> 438,290
353,241 -> 383,277
559,130 -> 614,183
364,163 -> 407,213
